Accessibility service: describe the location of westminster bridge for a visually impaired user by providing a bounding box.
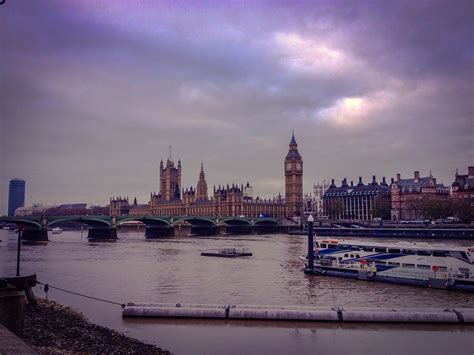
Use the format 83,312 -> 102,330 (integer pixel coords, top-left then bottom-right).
0,215 -> 283,242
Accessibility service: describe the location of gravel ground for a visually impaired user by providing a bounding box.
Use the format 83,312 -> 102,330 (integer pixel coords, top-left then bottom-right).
23,299 -> 170,354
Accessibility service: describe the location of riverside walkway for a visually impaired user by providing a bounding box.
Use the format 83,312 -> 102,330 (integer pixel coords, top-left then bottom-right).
0,325 -> 36,355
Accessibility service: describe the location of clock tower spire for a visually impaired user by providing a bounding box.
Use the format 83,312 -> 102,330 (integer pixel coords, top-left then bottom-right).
284,131 -> 303,217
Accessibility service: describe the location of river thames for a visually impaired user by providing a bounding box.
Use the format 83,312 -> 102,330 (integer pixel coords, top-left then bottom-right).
1,229 -> 473,354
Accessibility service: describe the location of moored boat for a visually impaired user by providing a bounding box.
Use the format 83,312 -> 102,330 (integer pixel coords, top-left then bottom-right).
201,248 -> 252,258
302,238 -> 474,291
51,227 -> 62,234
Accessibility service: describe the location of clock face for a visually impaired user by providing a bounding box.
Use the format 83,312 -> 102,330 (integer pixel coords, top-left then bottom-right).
296,163 -> 302,170
286,163 -> 292,171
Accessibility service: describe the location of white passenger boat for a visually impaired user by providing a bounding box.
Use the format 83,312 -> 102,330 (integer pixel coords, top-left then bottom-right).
302,238 -> 474,292
51,227 -> 62,234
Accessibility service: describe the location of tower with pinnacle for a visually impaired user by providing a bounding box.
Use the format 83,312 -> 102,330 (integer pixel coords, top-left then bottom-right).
159,156 -> 181,201
196,162 -> 208,200
284,132 -> 303,217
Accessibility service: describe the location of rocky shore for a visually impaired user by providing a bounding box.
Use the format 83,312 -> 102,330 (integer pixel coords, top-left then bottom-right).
23,299 -> 170,354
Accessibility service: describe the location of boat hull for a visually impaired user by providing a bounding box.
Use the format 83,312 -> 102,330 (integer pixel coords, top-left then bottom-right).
304,266 -> 474,292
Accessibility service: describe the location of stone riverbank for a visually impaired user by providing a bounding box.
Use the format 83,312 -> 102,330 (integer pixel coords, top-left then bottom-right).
22,299 -> 170,354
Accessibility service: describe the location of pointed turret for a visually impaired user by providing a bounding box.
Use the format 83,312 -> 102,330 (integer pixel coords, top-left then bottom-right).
196,161 -> 208,200
286,131 -> 301,158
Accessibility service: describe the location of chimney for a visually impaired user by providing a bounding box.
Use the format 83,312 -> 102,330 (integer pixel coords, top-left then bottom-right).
414,171 -> 420,182
469,166 -> 474,177
391,177 -> 395,184
396,173 -> 401,182
351,181 -> 354,187
382,177 -> 386,183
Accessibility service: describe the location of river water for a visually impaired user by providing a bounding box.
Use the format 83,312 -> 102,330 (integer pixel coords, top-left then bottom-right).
1,229 -> 473,354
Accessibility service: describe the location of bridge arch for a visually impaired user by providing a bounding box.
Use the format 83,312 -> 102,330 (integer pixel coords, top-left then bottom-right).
252,219 -> 280,226
48,216 -> 111,228
218,217 -> 252,226
117,217 -> 171,227
172,216 -> 216,226
1,217 -> 42,229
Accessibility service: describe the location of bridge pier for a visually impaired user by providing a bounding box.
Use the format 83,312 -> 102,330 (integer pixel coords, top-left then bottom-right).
21,228 -> 48,243
145,226 -> 174,238
87,228 -> 117,241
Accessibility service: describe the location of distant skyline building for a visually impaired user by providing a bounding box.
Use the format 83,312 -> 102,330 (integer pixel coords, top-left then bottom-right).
314,180 -> 329,217
323,176 -> 391,220
391,171 -> 449,221
8,178 -> 25,216
451,166 -> 474,206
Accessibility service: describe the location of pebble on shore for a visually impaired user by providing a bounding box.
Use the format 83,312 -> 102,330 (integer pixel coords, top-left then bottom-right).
23,299 -> 170,354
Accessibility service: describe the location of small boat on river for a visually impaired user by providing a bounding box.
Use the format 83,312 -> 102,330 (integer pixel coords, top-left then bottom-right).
201,248 -> 252,258
51,227 -> 62,234
302,238 -> 474,292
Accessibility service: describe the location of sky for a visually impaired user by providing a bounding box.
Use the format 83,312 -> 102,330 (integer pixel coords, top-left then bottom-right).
1,0 -> 473,212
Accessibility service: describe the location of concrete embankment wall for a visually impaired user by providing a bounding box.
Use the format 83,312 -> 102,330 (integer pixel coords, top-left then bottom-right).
122,303 -> 474,323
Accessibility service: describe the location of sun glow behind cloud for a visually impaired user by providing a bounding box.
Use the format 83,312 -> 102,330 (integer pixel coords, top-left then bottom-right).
317,90 -> 398,127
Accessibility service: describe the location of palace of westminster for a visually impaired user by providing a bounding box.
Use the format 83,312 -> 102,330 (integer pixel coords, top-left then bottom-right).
111,133 -> 304,219
110,132 -> 472,221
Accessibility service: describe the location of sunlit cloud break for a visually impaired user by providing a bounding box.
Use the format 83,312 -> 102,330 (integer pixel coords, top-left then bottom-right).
273,32 -> 346,73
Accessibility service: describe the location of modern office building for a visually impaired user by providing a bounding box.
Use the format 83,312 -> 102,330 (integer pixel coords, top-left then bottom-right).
8,178 -> 26,216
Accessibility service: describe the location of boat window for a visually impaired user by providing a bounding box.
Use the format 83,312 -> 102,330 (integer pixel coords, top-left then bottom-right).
402,249 -> 416,255
432,251 -> 446,257
388,248 -> 401,253
355,254 -> 360,258
402,263 -> 415,268
338,257 -> 343,261
417,264 -> 430,269
374,247 -> 386,253
339,244 -> 349,250
388,262 -> 400,267
460,252 -> 469,261
438,266 -> 448,272
362,246 -> 373,252
344,254 -> 349,258
328,244 -> 337,249
375,260 -> 386,265
321,244 -> 327,248
350,254 -> 354,258
417,250 -> 431,256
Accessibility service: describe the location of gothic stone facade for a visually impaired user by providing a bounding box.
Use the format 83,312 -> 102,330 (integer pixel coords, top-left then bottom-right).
117,134 -> 302,218
149,134 -> 301,218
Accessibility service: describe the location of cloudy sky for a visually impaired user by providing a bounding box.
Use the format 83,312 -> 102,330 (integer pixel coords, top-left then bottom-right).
1,0 -> 473,212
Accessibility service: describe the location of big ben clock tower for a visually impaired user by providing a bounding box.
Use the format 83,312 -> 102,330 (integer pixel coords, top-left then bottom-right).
284,131 -> 303,217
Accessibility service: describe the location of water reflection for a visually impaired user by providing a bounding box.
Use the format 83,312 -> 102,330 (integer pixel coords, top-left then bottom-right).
1,230 -> 473,354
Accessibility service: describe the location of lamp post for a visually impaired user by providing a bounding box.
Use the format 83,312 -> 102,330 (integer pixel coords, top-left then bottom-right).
16,226 -> 22,276
307,214 -> 315,272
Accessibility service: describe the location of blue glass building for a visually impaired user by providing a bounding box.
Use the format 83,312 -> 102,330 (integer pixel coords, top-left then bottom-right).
8,178 -> 26,216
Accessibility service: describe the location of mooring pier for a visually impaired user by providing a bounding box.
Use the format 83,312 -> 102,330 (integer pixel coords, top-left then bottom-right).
122,303 -> 474,323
